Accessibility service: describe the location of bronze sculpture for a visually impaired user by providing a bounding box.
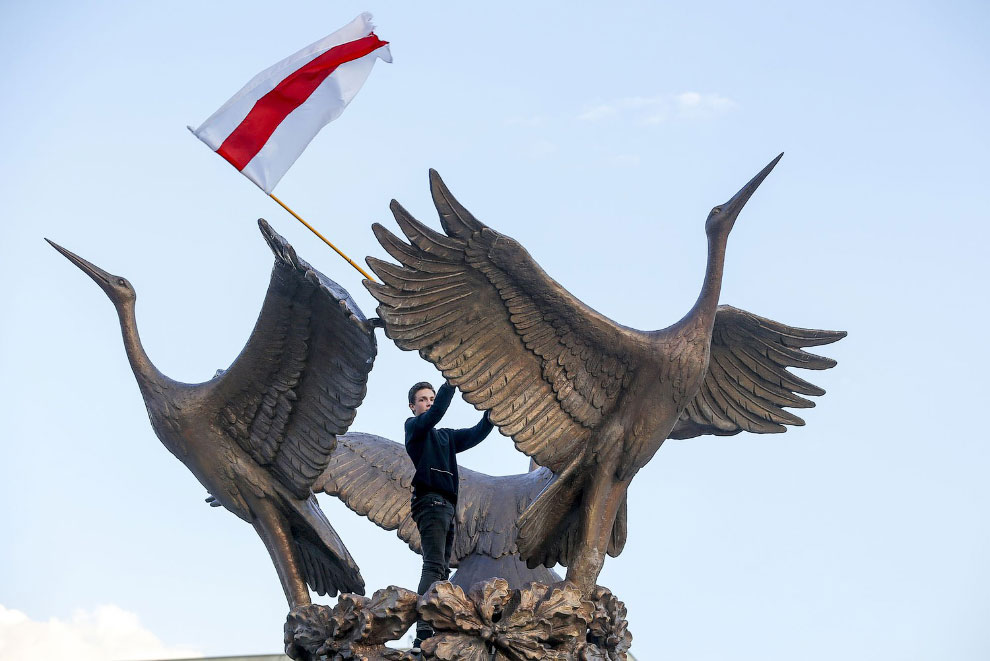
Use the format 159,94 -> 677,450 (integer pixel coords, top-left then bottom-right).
46,219 -> 377,607
44,153 -> 844,661
365,159 -> 846,595
314,431 -> 562,590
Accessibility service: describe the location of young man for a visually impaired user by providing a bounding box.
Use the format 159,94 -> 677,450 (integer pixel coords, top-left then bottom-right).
405,380 -> 493,649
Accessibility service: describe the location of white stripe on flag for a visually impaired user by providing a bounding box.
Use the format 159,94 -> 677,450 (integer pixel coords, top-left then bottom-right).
239,52 -> 384,192
190,12 -> 391,193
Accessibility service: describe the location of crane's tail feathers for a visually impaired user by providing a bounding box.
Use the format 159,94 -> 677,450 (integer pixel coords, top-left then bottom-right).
517,469 -> 629,567
295,536 -> 361,597
291,496 -> 365,596
607,494 -> 627,558
516,467 -> 582,568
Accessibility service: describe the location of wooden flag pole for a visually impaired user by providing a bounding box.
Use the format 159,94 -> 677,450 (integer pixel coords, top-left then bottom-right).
268,193 -> 376,282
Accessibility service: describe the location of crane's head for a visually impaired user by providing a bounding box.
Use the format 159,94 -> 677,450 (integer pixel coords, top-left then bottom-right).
706,153 -> 783,237
46,239 -> 136,308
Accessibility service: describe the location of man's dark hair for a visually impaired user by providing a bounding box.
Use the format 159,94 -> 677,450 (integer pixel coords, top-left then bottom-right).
408,381 -> 435,405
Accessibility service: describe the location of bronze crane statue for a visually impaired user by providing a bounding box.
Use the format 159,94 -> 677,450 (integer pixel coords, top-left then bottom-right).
47,219 -> 376,607
365,157 -> 846,595
314,431 -> 563,590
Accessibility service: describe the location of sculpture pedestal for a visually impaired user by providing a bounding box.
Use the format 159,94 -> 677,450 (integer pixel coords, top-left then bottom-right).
284,579 -> 632,661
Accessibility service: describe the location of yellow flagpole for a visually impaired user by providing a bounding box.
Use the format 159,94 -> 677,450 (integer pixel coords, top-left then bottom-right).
268,193 -> 376,282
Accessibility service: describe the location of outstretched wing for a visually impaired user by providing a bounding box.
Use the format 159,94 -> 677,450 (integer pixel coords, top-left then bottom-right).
670,305 -> 844,439
313,432 -> 420,553
209,219 -> 377,498
314,432 -> 554,562
365,170 -> 644,473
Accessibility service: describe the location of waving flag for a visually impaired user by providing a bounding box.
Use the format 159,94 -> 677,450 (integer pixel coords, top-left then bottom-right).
190,13 -> 391,193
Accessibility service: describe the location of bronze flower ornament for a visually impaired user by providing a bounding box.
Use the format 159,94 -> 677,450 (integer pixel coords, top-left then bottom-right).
284,585 -> 419,660
418,579 -> 595,661
580,587 -> 632,661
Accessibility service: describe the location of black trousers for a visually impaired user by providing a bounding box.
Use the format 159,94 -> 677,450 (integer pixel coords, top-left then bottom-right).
411,492 -> 456,598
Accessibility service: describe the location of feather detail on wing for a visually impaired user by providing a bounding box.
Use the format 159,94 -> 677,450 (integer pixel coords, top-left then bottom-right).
670,305 -> 845,439
313,432 -> 420,553
365,170 -> 643,472
313,432 -> 554,563
209,220 -> 377,498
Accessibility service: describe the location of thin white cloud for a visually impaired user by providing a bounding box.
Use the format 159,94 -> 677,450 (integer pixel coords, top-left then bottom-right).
579,92 -> 737,124
504,114 -> 547,127
577,105 -> 618,121
0,604 -> 202,661
673,91 -> 737,117
578,96 -> 656,121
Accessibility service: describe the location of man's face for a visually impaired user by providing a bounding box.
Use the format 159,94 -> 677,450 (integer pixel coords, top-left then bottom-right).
410,388 -> 436,416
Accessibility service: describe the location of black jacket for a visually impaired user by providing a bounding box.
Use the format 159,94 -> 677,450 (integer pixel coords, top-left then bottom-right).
405,383 -> 493,504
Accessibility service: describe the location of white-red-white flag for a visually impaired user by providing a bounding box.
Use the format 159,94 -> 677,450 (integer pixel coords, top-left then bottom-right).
190,13 -> 390,193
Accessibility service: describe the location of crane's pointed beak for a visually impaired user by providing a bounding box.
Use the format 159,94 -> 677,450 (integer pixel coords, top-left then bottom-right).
46,238 -> 115,294
722,152 -> 783,219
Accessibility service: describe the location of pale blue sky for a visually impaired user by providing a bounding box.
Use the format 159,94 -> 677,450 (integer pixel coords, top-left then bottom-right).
1,1 -> 988,659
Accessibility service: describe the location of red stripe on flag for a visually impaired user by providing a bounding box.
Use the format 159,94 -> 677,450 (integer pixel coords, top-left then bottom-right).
216,33 -> 388,170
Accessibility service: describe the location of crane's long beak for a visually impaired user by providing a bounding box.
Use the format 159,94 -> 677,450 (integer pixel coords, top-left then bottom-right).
722,152 -> 784,218
46,238 -> 116,294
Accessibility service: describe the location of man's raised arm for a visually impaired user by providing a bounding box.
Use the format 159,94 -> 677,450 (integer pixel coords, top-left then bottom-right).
453,410 -> 493,453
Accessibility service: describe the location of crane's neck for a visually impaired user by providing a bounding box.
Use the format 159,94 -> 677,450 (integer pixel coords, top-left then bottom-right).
116,300 -> 168,390
678,228 -> 728,337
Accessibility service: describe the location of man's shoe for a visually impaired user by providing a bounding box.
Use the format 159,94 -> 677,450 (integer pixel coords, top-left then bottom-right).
413,622 -> 433,656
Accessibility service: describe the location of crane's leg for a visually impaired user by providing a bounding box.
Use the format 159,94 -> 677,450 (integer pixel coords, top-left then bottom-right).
565,476 -> 629,596
249,498 -> 311,608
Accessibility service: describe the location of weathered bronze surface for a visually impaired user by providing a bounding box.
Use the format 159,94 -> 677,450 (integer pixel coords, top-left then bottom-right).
284,578 -> 631,661
314,432 -> 563,590
47,219 -> 377,606
285,585 -> 419,661
365,161 -> 846,595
